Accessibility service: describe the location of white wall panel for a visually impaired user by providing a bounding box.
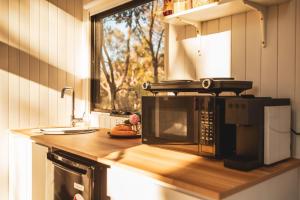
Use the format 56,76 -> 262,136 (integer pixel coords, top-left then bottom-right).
0,0 -> 84,198
30,0 -> 40,128
57,0 -> 68,126
0,1 -> 9,199
245,11 -> 261,95
168,0 -> 300,156
278,1 -> 296,121
39,0 -> 49,126
9,0 -> 20,129
231,13 -> 246,80
261,6 -> 278,97
20,0 -> 30,128
49,0 -> 59,125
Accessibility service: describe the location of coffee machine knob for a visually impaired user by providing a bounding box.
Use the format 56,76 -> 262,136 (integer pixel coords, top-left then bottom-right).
202,79 -> 213,89
142,82 -> 151,90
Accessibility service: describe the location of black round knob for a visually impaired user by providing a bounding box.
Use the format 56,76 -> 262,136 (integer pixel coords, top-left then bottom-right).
142,82 -> 151,90
202,79 -> 212,89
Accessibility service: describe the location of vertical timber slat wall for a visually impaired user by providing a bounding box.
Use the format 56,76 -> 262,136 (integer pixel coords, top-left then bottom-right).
0,0 -> 9,199
0,0 -> 84,198
39,0 -> 49,126
49,0 -> 59,125
167,0 -> 300,156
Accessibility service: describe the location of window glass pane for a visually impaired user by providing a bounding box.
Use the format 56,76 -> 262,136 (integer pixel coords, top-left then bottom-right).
95,0 -> 165,112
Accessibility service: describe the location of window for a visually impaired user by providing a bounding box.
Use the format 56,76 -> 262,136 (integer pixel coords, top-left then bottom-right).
91,0 -> 165,113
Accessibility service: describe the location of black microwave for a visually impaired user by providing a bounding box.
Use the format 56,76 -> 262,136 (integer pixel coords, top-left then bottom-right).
141,96 -> 236,158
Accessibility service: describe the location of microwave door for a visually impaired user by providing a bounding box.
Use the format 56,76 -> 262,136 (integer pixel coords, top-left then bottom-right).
153,96 -> 197,144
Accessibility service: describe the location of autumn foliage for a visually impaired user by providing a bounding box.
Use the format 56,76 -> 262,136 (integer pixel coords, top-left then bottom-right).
97,0 -> 165,112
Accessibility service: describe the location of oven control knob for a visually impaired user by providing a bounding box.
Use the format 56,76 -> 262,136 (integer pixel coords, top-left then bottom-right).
202,79 -> 213,89
142,82 -> 151,90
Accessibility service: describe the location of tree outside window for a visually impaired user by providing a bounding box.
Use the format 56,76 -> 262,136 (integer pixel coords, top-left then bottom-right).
92,0 -> 165,112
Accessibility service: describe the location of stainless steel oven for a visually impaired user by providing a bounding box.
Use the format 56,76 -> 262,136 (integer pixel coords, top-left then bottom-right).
47,149 -> 107,200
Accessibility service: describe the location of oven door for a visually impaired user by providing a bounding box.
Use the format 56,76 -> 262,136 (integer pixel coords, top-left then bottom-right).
142,96 -> 199,149
53,164 -> 91,200
47,151 -> 98,200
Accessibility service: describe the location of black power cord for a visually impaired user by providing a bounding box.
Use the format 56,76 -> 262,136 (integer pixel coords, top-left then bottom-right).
292,129 -> 300,136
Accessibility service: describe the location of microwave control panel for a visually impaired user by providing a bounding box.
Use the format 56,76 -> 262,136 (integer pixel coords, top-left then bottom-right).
199,98 -> 215,146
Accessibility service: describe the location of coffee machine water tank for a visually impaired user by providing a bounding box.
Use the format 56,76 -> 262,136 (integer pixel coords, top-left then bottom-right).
224,97 -> 290,171
264,106 -> 291,165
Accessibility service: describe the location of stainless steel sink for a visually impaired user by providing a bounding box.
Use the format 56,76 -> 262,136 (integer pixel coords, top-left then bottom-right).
39,127 -> 98,135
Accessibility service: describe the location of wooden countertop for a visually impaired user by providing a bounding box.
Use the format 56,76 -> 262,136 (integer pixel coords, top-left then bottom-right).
11,128 -> 300,200
11,128 -> 141,161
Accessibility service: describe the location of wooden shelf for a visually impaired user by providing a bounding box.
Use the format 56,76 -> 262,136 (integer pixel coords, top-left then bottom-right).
164,1 -> 249,26
164,0 -> 291,47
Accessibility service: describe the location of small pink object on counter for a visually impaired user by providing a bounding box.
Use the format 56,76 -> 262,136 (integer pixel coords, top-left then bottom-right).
129,114 -> 140,125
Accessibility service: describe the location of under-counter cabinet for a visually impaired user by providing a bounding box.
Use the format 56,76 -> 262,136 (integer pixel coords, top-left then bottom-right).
9,129 -> 300,200
9,132 -> 53,200
103,145 -> 300,200
107,163 -> 299,200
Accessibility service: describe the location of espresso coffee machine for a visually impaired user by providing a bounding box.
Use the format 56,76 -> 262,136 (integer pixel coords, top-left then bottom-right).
224,97 -> 291,171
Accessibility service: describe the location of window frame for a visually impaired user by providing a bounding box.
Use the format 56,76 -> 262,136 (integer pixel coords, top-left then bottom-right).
90,0 -> 167,113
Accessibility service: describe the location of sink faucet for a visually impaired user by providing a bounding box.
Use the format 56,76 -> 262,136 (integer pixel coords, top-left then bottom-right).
61,87 -> 83,127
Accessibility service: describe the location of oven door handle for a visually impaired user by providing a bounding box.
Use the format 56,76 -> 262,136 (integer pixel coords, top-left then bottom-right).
48,156 -> 88,175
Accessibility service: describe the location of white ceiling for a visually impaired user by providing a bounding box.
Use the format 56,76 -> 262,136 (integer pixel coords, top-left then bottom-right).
84,0 -> 132,16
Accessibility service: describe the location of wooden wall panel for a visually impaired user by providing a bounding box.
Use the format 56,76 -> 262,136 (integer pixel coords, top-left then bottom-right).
75,0 -> 84,117
185,25 -> 197,38
9,0 -> 20,129
278,0 -> 296,129
167,0 -> 300,153
0,0 -> 84,197
0,0 -> 9,199
49,0 -> 59,125
278,1 -> 296,99
219,16 -> 231,32
20,0 -> 30,128
261,6 -> 278,98
167,24 -> 186,79
201,21 -> 208,35
39,0 -> 49,126
57,0 -> 68,126
245,11 -> 261,95
207,19 -> 219,34
231,13 -> 246,80
30,0 -> 40,128
66,0 -> 76,125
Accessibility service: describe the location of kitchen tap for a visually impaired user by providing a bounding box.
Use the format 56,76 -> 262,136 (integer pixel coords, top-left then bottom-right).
61,87 -> 84,127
